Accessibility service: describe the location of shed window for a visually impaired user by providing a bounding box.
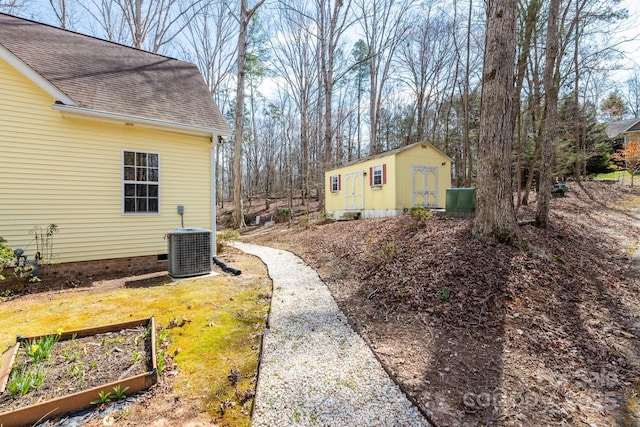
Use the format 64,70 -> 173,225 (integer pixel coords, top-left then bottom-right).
123,151 -> 159,214
330,174 -> 341,193
370,164 -> 386,186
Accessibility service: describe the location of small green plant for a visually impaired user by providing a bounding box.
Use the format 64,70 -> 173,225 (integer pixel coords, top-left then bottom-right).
115,409 -> 131,420
157,349 -> 166,373
6,364 -> 47,397
0,237 -> 14,281
132,351 -> 141,364
13,264 -> 40,282
217,229 -> 241,243
70,362 -> 85,385
90,360 -> 97,370
298,214 -> 309,228
437,287 -> 451,301
31,365 -> 46,390
373,236 -> 398,261
29,223 -> 58,265
64,348 -> 72,361
112,384 -> 129,399
409,206 -> 433,227
7,368 -> 32,398
91,390 -> 114,405
23,332 -> 61,363
15,371 -> 33,397
276,207 -> 292,223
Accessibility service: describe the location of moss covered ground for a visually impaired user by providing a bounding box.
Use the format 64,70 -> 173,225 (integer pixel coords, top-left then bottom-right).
0,247 -> 271,426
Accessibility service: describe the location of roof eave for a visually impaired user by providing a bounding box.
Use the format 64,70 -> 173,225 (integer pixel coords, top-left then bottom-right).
326,141 -> 452,173
0,43 -> 77,106
52,103 -> 232,139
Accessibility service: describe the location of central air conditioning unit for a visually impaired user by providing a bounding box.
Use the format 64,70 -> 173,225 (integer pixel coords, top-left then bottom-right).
167,228 -> 212,278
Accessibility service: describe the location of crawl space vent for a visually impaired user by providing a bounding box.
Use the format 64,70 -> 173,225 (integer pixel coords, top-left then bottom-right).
167,228 -> 212,278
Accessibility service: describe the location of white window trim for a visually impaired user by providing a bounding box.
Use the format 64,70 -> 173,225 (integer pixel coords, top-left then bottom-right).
372,164 -> 384,186
122,149 -> 161,215
330,174 -> 340,193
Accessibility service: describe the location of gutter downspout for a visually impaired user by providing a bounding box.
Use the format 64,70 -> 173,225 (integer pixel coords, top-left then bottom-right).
211,138 -> 217,256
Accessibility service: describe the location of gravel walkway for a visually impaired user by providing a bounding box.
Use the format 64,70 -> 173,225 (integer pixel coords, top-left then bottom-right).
231,242 -> 429,427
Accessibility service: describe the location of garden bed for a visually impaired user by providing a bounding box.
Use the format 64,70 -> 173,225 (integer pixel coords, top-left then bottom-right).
0,317 -> 158,427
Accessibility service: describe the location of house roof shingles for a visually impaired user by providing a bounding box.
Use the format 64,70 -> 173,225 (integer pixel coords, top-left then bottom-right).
0,13 -> 229,133
605,118 -> 640,140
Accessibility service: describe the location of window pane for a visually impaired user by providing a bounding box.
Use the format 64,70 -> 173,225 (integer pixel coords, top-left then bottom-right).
124,198 -> 135,212
123,151 -> 159,214
124,166 -> 135,181
124,151 -> 135,165
136,152 -> 147,167
136,198 -> 147,212
136,167 -> 147,181
137,184 -> 147,197
373,166 -> 382,185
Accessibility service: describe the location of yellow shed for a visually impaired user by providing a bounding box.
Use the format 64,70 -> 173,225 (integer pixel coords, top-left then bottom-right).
325,142 -> 452,219
0,14 -> 230,278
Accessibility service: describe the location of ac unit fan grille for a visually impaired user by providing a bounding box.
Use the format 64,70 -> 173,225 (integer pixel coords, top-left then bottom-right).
167,229 -> 212,278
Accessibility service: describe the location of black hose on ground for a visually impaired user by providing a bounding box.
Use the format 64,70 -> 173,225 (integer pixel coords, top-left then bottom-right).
213,256 -> 242,276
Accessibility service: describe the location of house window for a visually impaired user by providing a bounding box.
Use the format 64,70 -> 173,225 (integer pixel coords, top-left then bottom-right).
370,164 -> 386,186
123,151 -> 159,214
330,174 -> 341,193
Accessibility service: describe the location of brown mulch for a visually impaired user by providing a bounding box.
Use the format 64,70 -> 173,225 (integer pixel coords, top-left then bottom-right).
245,181 -> 640,427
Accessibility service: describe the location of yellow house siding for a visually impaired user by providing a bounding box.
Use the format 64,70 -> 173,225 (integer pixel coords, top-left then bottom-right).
0,57 -> 213,263
396,144 -> 451,209
364,157 -> 396,211
324,154 -> 398,216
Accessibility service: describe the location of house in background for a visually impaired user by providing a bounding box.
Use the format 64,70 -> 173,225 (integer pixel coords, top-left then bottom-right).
325,142 -> 452,220
606,118 -> 640,150
0,13 -> 230,280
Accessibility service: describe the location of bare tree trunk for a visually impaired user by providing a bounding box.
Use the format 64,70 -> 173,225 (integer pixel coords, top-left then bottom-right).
513,0 -> 541,206
536,0 -> 560,228
233,0 -> 265,229
573,0 -> 583,182
472,0 -> 522,246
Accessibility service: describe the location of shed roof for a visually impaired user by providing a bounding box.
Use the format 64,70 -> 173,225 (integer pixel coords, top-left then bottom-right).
328,141 -> 452,172
0,13 -> 229,135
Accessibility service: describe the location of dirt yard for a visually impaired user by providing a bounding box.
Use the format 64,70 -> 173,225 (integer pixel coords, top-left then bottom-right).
244,181 -> 640,427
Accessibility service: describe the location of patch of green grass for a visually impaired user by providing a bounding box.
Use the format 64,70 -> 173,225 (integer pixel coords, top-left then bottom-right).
592,170 -> 640,181
0,252 -> 271,426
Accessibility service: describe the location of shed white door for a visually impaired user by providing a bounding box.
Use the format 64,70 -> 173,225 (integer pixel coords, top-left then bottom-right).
412,166 -> 438,207
345,171 -> 364,210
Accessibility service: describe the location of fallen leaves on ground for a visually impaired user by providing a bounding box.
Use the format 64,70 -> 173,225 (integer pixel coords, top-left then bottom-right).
246,181 -> 640,427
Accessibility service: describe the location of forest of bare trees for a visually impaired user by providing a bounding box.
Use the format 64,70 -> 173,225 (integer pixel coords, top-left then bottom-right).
3,0 -> 637,227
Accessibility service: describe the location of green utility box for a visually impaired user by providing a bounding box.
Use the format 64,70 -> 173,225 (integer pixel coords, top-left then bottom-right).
445,188 -> 475,217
